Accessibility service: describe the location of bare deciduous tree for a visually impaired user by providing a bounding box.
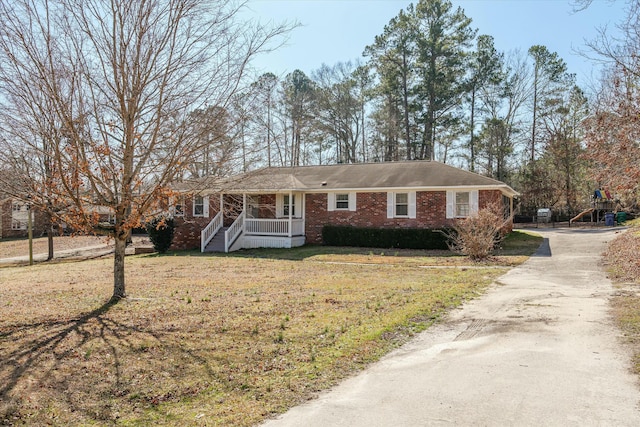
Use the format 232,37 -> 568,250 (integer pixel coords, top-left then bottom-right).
583,0 -> 640,208
0,0 -> 292,301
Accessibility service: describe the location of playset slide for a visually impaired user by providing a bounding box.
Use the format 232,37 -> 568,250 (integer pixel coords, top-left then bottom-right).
570,208 -> 595,224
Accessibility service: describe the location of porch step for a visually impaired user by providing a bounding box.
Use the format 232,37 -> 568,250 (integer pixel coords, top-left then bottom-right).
204,227 -> 229,253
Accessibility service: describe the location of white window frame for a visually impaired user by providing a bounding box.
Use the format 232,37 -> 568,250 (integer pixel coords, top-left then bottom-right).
276,193 -> 300,218
335,193 -> 349,210
283,194 -> 295,217
395,193 -> 409,217
174,196 -> 185,217
327,192 -> 356,212
192,195 -> 209,217
456,191 -> 470,217
386,191 -> 416,219
446,190 -> 478,219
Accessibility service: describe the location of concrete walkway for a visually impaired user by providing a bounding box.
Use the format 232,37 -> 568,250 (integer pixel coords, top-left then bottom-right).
262,228 -> 640,426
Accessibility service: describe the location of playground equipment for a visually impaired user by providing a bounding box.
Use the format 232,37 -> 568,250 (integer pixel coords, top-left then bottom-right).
570,189 -> 621,226
570,208 -> 594,225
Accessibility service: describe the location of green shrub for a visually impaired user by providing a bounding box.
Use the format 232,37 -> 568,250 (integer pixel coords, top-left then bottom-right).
321,225 -> 451,250
145,216 -> 175,253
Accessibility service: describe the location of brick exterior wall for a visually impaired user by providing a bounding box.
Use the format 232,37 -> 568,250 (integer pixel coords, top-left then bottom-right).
305,191 -> 452,244
170,194 -> 264,250
252,194 -> 276,219
171,196 -> 220,250
170,189 -> 513,249
305,190 -> 508,244
478,189 -> 503,210
478,189 -> 513,233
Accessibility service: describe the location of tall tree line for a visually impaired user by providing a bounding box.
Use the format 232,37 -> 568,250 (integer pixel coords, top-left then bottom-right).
180,0 -> 591,214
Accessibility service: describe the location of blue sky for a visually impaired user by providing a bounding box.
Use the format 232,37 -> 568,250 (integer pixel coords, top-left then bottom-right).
244,0 -> 626,87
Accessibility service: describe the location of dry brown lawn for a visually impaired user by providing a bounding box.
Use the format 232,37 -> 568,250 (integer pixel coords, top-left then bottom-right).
0,233 -> 542,426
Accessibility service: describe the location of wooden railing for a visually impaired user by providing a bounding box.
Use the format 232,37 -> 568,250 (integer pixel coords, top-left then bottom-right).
200,211 -> 223,252
245,218 -> 304,236
224,211 -> 245,252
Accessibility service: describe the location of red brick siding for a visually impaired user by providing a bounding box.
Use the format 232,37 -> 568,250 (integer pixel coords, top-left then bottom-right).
478,189 -> 513,232
171,196 -> 220,250
170,189 -> 513,249
304,190 -> 510,244
251,194 -> 276,219
305,191 -> 451,244
478,189 -> 502,209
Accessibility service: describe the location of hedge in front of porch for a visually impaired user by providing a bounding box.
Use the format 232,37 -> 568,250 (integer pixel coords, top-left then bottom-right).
322,225 -> 452,250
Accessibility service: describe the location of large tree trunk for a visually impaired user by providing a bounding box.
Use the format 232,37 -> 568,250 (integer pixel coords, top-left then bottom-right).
112,229 -> 127,301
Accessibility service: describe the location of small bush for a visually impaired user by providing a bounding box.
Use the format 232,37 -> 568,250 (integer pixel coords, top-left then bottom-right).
445,202 -> 511,260
322,225 -> 451,250
145,216 -> 175,253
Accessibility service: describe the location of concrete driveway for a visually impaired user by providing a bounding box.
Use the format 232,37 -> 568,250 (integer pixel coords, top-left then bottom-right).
262,228 -> 640,426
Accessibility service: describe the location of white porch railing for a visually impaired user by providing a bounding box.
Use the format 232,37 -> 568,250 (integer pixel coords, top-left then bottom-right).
225,211 -> 245,252
245,218 -> 304,236
200,211 -> 223,252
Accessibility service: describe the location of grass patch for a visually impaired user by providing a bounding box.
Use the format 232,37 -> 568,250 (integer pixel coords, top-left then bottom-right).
603,222 -> 640,375
219,230 -> 542,267
0,235 -> 540,426
497,230 -> 544,256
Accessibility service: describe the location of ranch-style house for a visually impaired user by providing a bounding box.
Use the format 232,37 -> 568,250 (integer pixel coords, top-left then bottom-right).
170,161 -> 518,252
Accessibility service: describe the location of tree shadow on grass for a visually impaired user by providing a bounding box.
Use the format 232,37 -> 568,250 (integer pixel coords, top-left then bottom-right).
0,299 -> 163,423
0,297 -> 240,425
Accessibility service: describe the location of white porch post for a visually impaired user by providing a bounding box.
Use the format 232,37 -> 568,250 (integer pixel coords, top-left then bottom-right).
288,191 -> 292,238
510,196 -> 514,219
243,193 -> 247,233
302,193 -> 306,237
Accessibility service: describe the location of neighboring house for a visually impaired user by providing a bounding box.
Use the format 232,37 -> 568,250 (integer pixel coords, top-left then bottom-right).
171,161 -> 519,252
0,197 -> 47,239
0,197 -> 114,239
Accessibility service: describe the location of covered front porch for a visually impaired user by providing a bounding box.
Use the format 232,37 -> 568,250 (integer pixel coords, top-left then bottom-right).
200,192 -> 306,252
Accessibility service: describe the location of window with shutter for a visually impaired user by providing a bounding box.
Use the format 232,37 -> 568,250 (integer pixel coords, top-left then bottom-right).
335,193 -> 349,210
395,193 -> 409,216
193,196 -> 204,217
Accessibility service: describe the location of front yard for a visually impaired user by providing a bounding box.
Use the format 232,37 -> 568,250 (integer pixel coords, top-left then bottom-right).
0,232 -> 541,426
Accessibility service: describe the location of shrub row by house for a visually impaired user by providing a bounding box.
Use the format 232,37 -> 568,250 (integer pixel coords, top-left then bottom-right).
322,225 -> 452,250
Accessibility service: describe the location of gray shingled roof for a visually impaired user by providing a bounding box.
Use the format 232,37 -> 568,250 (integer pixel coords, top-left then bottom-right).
200,161 -> 517,196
